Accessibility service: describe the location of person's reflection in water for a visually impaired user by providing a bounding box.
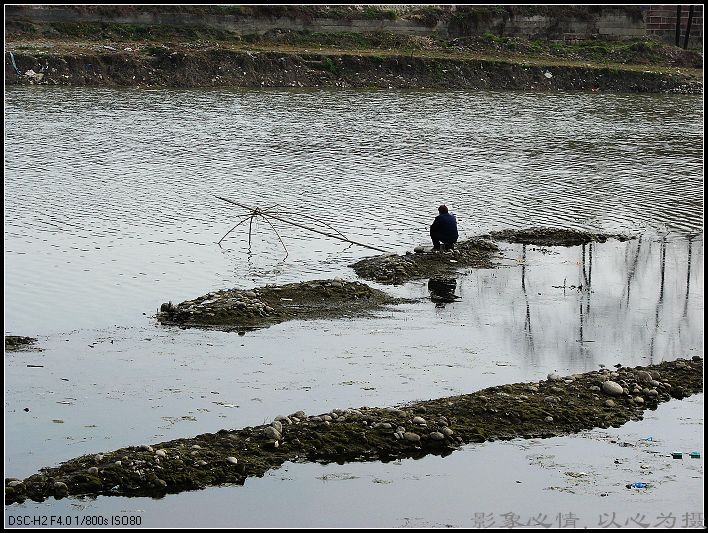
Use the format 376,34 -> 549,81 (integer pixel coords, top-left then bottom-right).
428,276 -> 459,308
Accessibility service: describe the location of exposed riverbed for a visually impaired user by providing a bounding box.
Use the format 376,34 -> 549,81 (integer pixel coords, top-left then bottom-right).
4,87 -> 703,525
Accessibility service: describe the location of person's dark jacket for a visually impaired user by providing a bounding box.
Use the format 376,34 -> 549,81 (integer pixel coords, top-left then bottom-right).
430,212 -> 458,243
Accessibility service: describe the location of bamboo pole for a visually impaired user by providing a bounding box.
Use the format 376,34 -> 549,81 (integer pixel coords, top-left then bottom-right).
214,196 -> 390,253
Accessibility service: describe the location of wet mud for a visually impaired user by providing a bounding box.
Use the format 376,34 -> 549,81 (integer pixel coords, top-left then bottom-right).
489,227 -> 635,247
5,357 -> 702,505
351,237 -> 499,285
5,48 -> 702,94
4,336 -> 39,351
156,279 -> 405,330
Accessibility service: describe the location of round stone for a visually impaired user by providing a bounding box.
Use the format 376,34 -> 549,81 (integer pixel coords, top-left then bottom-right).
441,427 -> 454,437
429,432 -> 445,441
547,373 -> 562,382
544,416 -> 554,423
264,426 -> 282,440
601,381 -> 624,396
403,432 -> 421,443
412,416 -> 426,425
636,371 -> 652,383
604,399 -> 616,407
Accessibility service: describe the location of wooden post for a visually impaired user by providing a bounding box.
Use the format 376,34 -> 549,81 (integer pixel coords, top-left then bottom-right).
675,5 -> 682,46
683,5 -> 695,49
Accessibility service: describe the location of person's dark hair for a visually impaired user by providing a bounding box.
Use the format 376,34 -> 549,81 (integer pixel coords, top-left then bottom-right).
438,205 -> 448,213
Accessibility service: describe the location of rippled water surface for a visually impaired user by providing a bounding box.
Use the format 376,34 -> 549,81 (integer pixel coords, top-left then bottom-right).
4,87 -> 703,527
4,87 -> 703,332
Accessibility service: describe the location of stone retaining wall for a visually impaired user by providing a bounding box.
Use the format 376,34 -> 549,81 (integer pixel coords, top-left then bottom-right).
6,5 -> 691,43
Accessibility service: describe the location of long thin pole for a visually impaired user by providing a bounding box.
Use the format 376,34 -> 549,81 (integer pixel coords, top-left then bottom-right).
215,196 -> 390,253
683,5 -> 694,49
675,5 -> 682,47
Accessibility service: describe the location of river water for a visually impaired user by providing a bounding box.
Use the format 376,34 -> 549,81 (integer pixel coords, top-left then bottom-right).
4,87 -> 704,527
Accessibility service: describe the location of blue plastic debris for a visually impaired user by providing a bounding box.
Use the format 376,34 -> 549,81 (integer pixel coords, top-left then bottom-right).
627,482 -> 648,489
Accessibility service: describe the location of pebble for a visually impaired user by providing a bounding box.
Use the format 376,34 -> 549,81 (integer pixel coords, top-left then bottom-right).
403,432 -> 421,443
87,467 -> 99,475
633,396 -> 645,405
156,479 -> 167,488
192,444 -> 202,449
649,380 -> 661,388
601,381 -> 624,396
155,450 -> 167,458
292,411 -> 306,419
54,482 -> 69,496
604,399 -> 616,407
196,460 -> 207,466
691,355 -> 701,362
636,370 -> 653,383
589,385 -> 601,392
412,416 -> 426,425
264,426 -> 282,440
139,444 -> 154,452
94,454 -> 104,463
7,480 -> 23,488
547,373 -> 562,382
429,432 -> 445,441
441,427 -> 454,436
272,421 -> 283,433
544,416 -> 554,423
322,415 -> 332,422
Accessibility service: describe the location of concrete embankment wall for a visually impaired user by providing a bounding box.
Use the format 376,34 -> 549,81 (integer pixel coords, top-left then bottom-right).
7,4 -> 700,44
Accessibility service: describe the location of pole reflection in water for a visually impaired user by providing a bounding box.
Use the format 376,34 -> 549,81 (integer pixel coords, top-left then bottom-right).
462,234 -> 702,373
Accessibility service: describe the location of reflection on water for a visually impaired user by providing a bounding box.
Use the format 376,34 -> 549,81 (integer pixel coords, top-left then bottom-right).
427,276 -> 459,307
2,87 -> 703,525
4,87 -> 704,333
458,235 -> 703,372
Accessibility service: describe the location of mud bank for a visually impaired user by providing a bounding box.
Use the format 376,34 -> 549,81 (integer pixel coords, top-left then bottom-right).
5,48 -> 702,93
156,279 -> 403,330
4,336 -> 39,352
4,357 -> 702,505
489,227 -> 636,247
351,237 -> 499,285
